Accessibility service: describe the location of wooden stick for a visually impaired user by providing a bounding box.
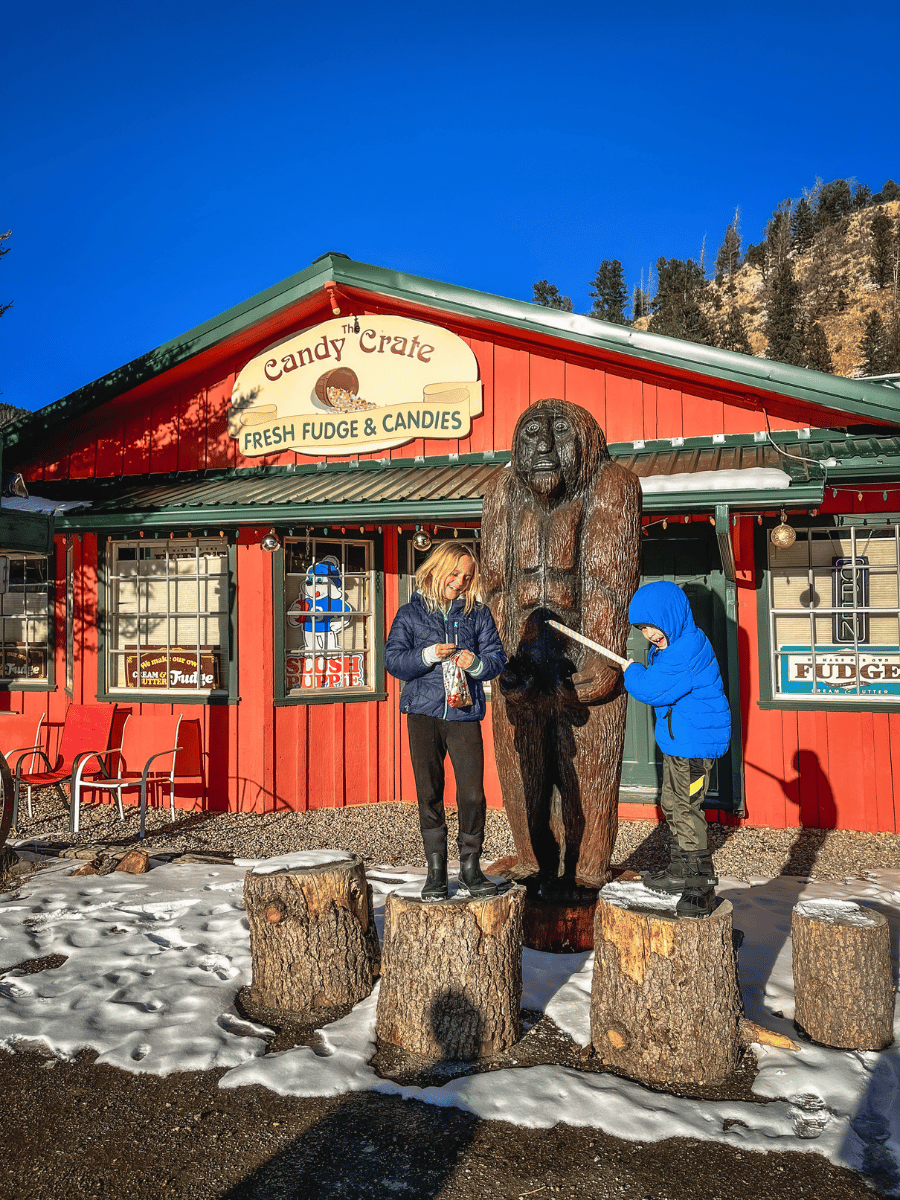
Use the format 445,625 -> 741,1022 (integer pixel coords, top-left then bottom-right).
546,620 -> 630,668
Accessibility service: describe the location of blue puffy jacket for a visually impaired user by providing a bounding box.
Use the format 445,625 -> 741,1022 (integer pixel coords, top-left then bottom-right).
385,593 -> 507,721
623,581 -> 731,758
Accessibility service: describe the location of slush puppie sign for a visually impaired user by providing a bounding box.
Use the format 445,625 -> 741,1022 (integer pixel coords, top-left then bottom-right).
230,316 -> 483,456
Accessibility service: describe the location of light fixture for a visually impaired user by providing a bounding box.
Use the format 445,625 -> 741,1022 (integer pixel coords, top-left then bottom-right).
413,529 -> 432,552
770,509 -> 796,549
261,529 -> 281,553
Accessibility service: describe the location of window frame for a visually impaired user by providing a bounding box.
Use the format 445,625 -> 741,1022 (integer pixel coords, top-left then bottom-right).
757,513 -> 900,712
97,535 -> 238,705
0,548 -> 56,692
272,531 -> 386,707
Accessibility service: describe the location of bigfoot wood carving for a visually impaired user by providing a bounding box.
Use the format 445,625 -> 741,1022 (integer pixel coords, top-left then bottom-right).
481,399 -> 641,896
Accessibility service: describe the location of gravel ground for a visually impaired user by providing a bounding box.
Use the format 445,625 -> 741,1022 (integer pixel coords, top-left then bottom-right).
10,789 -> 900,881
2,793 -> 898,1199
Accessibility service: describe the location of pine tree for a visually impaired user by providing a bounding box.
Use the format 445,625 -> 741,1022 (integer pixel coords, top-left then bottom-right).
587,260 -> 629,324
859,311 -> 890,376
720,308 -> 752,354
715,208 -> 742,285
870,209 -> 894,288
764,258 -> 804,365
853,183 -> 873,210
888,313 -> 900,372
532,280 -> 573,312
790,198 -> 815,251
765,201 -> 793,278
815,179 -> 854,229
648,257 -> 714,345
804,322 -> 833,373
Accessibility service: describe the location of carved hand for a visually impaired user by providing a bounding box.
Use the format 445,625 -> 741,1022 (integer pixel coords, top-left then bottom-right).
572,653 -> 620,705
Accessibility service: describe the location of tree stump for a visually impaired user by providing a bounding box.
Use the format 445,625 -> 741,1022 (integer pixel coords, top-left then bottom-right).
792,899 -> 895,1050
591,885 -> 744,1085
376,883 -> 525,1061
243,852 -> 380,1012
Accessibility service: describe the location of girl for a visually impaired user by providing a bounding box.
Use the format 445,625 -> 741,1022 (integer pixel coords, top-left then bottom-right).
385,542 -> 507,901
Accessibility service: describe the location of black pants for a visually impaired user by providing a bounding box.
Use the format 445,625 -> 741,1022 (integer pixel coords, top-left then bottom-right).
407,714 -> 487,858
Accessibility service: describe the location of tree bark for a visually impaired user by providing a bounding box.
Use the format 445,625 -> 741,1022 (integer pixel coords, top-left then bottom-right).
591,894 -> 744,1085
376,885 -> 525,1061
792,901 -> 894,1050
243,855 -> 379,1012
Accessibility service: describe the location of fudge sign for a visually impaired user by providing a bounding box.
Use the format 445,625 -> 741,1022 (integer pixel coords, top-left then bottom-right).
230,316 -> 482,456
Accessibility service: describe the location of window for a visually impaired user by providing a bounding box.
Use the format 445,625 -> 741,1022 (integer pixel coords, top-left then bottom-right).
65,541 -> 74,692
106,538 -> 230,695
768,523 -> 900,700
282,535 -> 375,696
0,551 -> 51,685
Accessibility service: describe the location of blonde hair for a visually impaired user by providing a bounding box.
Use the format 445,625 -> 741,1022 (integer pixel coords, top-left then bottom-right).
415,543 -> 480,614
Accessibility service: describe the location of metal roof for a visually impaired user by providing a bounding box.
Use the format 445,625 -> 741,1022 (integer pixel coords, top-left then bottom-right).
43,427 -> 890,530
4,254 -> 900,462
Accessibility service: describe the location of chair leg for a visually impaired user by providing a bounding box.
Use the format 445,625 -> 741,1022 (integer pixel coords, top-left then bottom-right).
12,780 -> 19,830
69,782 -> 79,835
26,785 -> 34,820
115,789 -> 124,820
170,782 -> 175,822
139,780 -> 148,840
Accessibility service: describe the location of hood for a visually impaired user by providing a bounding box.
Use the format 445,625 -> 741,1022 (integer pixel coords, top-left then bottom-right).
628,581 -> 695,644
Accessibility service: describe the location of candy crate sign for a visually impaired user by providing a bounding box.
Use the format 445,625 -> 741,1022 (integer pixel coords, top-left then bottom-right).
124,647 -> 221,689
286,653 -> 366,691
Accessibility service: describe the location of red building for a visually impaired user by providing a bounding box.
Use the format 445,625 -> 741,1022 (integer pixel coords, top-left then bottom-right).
2,253 -> 900,832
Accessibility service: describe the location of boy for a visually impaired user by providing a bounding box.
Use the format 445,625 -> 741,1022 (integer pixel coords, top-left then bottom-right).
622,581 -> 731,917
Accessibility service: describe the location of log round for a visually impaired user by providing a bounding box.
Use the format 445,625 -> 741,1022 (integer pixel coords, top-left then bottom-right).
243,853 -> 380,1012
792,899 -> 895,1050
376,883 -> 526,1061
591,888 -> 744,1085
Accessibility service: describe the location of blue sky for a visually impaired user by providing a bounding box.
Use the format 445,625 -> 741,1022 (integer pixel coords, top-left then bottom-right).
3,0 -> 898,412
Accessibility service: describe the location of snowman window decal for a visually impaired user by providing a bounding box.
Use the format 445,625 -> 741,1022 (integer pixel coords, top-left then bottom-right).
288,556 -> 351,654
283,539 -> 374,694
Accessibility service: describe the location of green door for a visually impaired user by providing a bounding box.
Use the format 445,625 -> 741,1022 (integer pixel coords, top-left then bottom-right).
620,524 -> 737,811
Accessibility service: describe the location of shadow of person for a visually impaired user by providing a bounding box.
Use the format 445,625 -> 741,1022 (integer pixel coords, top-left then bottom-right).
219,1088 -> 481,1200
752,749 -> 837,877
221,991 -> 487,1199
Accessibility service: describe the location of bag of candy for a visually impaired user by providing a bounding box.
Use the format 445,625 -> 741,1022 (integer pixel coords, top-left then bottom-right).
442,652 -> 473,709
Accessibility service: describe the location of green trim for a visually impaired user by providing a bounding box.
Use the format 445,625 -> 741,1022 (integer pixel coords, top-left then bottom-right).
755,515 -> 900,712
272,532 -> 387,707
95,537 -> 240,706
0,509 -> 54,554
6,254 -> 900,459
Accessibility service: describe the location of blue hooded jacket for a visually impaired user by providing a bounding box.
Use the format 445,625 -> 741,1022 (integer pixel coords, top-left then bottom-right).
385,593 -> 506,722
624,581 -> 731,759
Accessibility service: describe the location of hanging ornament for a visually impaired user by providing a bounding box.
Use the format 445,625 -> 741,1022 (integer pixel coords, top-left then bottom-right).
770,508 -> 797,549
662,519 -> 667,530
413,530 -> 432,552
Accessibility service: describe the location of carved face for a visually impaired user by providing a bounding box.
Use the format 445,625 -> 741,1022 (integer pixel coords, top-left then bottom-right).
515,409 -> 579,498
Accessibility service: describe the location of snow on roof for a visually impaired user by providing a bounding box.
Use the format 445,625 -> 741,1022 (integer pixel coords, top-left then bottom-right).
0,495 -> 93,514
640,466 -> 791,494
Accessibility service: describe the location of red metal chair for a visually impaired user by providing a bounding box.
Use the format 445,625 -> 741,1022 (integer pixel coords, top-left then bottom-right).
13,704 -> 116,832
74,713 -> 204,838
0,713 -> 46,800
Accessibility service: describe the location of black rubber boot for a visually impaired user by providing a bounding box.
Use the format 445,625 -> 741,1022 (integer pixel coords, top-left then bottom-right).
457,854 -> 498,898
644,843 -> 687,895
675,851 -> 718,918
421,852 -> 448,902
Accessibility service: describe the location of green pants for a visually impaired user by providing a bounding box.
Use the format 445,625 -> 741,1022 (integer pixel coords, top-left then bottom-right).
660,755 -> 714,853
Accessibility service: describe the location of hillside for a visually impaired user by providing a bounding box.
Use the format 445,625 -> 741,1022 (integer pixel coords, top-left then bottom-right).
631,198 -> 900,379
